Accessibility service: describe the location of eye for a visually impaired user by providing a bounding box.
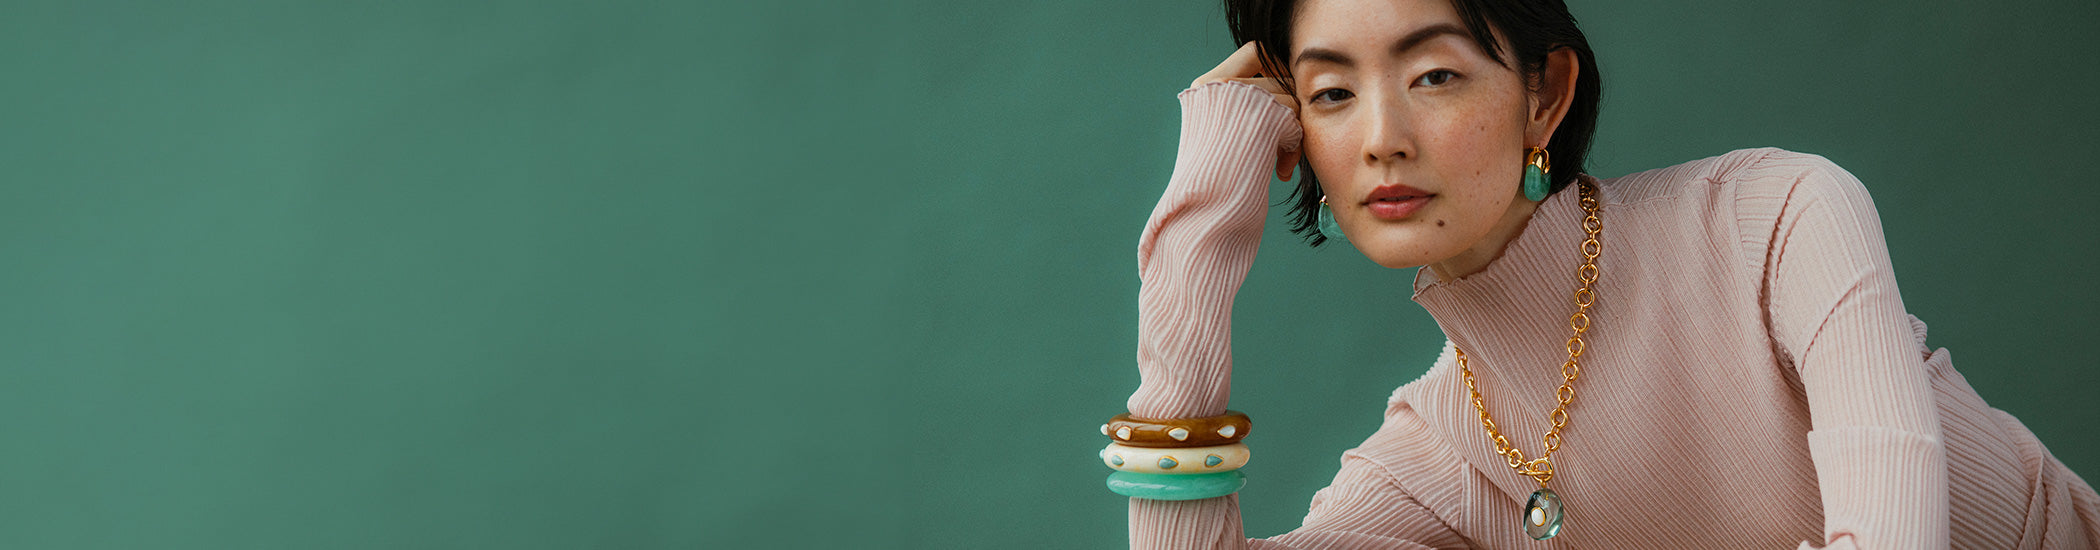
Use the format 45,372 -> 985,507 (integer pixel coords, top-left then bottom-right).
1414,69 -> 1459,87
1309,88 -> 1354,105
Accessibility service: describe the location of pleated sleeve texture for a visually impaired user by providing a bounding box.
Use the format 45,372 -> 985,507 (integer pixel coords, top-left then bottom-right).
1127,80 -> 1294,549
1132,81 -> 1454,549
1730,151 -> 1950,549
1122,81 -> 2023,547
1131,80 -> 1300,420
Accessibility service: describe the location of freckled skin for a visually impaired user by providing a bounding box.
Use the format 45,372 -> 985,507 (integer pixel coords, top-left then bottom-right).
1288,0 -> 1574,275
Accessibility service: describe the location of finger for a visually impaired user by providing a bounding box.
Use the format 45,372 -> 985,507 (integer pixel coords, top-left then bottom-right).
1225,40 -> 1266,79
1194,41 -> 1277,87
1193,42 -> 1257,86
1276,149 -> 1302,182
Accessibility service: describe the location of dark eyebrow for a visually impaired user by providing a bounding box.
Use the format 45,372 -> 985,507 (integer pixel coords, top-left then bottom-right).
1291,23 -> 1471,71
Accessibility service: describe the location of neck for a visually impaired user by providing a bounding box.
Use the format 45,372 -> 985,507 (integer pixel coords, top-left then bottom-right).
1429,195 -> 1543,283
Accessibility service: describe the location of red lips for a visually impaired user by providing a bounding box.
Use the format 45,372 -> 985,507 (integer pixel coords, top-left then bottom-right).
1361,183 -> 1436,220
1363,184 -> 1434,204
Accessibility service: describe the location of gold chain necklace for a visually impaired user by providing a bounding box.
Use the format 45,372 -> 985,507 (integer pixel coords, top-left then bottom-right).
1454,178 -> 1600,541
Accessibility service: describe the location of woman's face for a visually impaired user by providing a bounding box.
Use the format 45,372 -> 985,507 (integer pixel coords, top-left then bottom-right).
1289,0 -> 1543,269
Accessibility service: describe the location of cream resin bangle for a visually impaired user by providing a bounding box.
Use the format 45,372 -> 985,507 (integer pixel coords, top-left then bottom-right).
1099,442 -> 1249,474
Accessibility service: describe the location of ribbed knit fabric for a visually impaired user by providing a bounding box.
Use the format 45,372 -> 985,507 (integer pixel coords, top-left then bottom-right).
1127,80 -> 2100,549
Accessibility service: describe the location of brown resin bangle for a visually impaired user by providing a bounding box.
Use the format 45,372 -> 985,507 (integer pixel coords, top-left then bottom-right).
1100,410 -> 1251,448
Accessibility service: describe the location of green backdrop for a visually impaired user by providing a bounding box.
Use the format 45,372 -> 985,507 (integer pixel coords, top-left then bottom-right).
2,0 -> 2093,548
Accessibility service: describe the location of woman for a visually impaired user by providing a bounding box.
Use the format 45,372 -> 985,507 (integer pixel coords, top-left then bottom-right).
1101,0 -> 2100,547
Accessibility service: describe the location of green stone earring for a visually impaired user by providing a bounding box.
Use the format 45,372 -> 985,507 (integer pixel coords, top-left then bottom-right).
1317,196 -> 1347,243
1523,147 -> 1552,202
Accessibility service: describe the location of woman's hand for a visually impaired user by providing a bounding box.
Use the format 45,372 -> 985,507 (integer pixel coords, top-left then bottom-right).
1191,41 -> 1304,182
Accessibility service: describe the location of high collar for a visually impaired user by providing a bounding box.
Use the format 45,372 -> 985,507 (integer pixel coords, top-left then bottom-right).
1410,174 -> 1603,381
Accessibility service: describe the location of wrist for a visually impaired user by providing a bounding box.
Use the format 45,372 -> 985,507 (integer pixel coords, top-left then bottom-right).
1176,81 -> 1302,159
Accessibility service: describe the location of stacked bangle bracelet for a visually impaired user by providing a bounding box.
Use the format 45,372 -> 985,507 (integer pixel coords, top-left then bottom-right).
1106,471 -> 1246,501
1102,410 -> 1250,447
1100,442 -> 1250,473
1100,410 -> 1252,501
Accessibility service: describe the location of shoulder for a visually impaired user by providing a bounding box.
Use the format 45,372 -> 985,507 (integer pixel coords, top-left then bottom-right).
1714,148 -> 1887,277
1362,342 -> 1469,480
1598,147 -> 1870,208
1346,360 -> 1468,512
1600,147 -> 1883,271
1385,340 -> 1457,408
1308,341 -> 1465,495
1708,147 -> 1877,221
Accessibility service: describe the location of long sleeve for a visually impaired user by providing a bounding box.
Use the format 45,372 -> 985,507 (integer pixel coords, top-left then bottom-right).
1127,79 -> 1297,550
1241,455 -> 1449,550
1127,81 -> 1461,550
1249,397 -> 1471,550
1747,152 -> 1949,549
1130,451 -> 1456,550
1129,79 -> 1299,419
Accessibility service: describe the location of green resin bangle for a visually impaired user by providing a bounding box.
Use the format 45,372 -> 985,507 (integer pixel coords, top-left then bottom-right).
1105,470 -> 1246,501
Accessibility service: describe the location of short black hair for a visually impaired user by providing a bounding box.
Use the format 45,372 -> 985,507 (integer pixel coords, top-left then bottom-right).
1224,0 -> 1603,247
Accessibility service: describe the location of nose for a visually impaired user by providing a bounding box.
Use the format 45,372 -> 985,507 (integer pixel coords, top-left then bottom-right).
1361,84 -> 1413,165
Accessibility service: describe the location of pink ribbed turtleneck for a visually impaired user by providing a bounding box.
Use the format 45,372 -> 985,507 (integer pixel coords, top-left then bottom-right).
1123,80 -> 2100,549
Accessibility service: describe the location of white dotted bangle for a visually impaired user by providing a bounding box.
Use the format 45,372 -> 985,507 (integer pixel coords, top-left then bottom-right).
1099,442 -> 1249,474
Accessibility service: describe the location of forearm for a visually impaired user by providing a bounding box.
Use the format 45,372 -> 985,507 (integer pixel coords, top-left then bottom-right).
1129,80 -> 1300,419
1756,152 -> 1948,548
1126,80 -> 1299,548
1132,495 -> 1250,550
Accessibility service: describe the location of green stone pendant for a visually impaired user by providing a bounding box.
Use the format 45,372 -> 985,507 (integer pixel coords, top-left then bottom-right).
1316,201 -> 1347,244
1522,164 -> 1551,202
1523,488 -> 1565,540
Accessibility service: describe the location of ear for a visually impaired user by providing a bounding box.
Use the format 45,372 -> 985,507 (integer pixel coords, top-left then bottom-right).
1526,48 -> 1581,148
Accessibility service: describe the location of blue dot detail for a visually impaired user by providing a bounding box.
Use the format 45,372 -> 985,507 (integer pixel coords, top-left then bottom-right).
1205,454 -> 1223,467
1158,456 -> 1178,469
1110,455 -> 1124,466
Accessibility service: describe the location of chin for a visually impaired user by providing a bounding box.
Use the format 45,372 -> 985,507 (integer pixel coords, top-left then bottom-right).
1344,229 -> 1451,270
1362,251 -> 1429,270
1332,199 -> 1483,269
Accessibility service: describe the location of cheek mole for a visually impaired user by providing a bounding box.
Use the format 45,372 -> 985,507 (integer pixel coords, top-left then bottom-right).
1436,219 -> 1446,227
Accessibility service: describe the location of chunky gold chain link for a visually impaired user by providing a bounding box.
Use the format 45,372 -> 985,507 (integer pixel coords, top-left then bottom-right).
1456,178 -> 1601,488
